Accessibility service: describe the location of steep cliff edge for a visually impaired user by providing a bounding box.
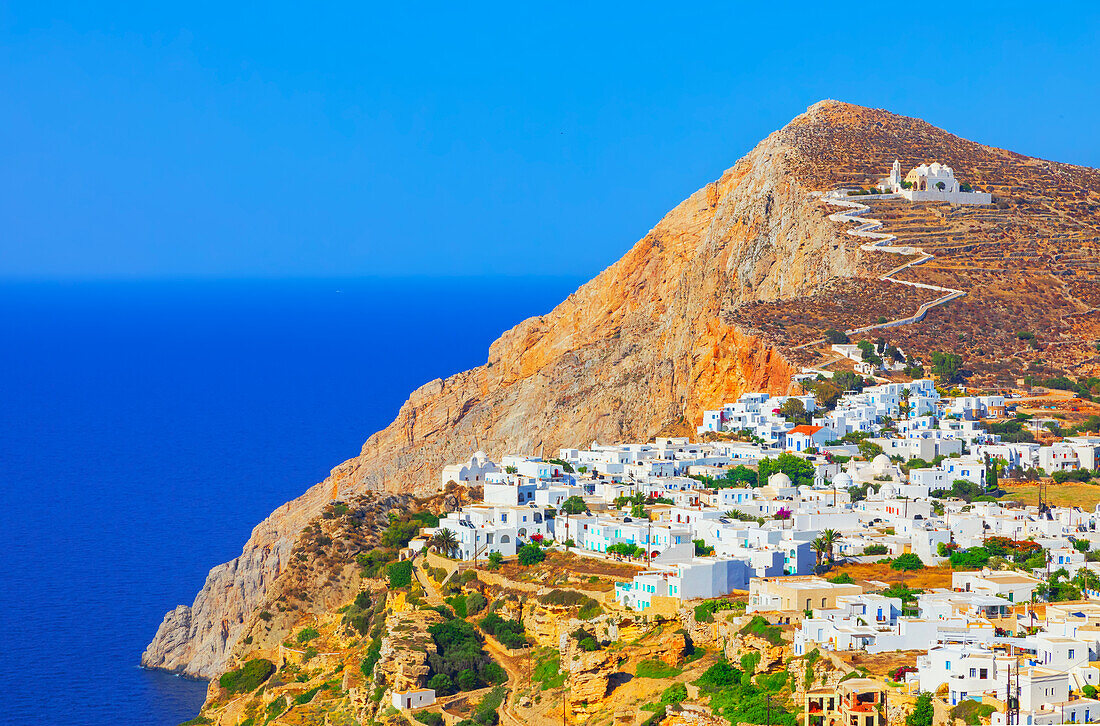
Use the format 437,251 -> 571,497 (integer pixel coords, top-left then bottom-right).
144,101 -> 850,678
144,99 -> 1100,678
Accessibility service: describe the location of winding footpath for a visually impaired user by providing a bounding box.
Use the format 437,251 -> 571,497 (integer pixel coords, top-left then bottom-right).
794,190 -> 967,349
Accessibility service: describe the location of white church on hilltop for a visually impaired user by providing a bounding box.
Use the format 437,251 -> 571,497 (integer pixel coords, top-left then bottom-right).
882,160 -> 992,205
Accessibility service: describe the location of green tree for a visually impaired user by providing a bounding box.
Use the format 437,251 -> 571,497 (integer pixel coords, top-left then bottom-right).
810,537 -> 829,572
832,371 -> 865,394
758,453 -> 815,488
721,465 -> 758,488
907,693 -> 934,726
778,398 -> 809,426
693,539 -> 715,556
820,529 -> 840,566
823,329 -> 850,345
432,528 -> 460,558
517,544 -> 545,566
560,496 -> 587,515
428,673 -> 453,695
930,351 -> 964,384
387,560 -> 414,588
891,553 -> 925,571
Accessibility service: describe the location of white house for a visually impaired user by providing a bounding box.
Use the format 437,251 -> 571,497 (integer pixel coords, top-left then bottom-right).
952,569 -> 1039,603
784,425 -> 834,453
441,451 -> 500,488
392,688 -> 435,710
917,644 -> 1002,704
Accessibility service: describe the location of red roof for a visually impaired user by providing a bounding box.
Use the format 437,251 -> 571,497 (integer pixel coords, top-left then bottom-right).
788,425 -> 824,435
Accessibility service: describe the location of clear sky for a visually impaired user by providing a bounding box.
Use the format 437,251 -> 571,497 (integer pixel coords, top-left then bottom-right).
2,3 -> 1097,279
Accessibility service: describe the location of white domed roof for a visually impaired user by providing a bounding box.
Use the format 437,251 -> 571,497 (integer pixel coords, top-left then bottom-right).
768,472 -> 792,487
833,472 -> 853,488
879,482 -> 898,498
872,453 -> 891,472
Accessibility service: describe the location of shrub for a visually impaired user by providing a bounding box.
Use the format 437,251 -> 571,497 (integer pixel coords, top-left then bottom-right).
696,661 -> 740,689
296,626 -> 320,644
578,599 -> 603,620
892,666 -> 917,682
827,573 -> 855,584
950,699 -> 995,725
863,544 -> 888,556
693,539 -> 715,556
1084,685 -> 1098,699
517,544 -> 545,566
415,713 -> 445,726
293,686 -> 322,705
470,684 -> 507,726
891,553 -> 925,571
948,547 -> 991,570
428,673 -> 453,695
387,560 -> 414,588
486,551 -> 504,569
694,599 -> 738,623
447,594 -> 468,618
824,329 -> 850,345
662,682 -> 688,704
218,659 -> 275,695
738,615 -> 784,646
480,612 -> 528,649
465,592 -> 488,615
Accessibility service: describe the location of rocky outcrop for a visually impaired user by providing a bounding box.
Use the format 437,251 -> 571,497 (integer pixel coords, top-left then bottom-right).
142,535 -> 295,676
151,98 -> 1099,679
143,493 -> 413,677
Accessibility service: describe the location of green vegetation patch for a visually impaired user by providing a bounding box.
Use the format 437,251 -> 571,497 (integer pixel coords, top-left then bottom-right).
635,658 -> 683,679
694,598 -> 739,623
218,658 -> 275,695
738,616 -> 784,646
387,559 -> 414,588
532,648 -> 567,690
695,661 -> 797,726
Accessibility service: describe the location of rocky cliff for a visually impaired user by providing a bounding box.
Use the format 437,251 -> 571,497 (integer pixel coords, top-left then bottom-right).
144,99 -> 1100,678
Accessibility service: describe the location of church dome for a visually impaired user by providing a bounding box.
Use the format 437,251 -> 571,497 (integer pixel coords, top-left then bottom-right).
768,472 -> 792,488
879,482 -> 898,499
833,471 -> 853,489
872,453 -> 891,472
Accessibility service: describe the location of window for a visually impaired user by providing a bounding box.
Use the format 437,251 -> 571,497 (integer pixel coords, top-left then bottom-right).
1070,649 -> 1076,659
980,669 -> 987,679
970,668 -> 977,678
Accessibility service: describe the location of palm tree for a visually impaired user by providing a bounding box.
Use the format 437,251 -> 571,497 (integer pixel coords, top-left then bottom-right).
810,538 -> 829,573
432,528 -> 459,559
820,529 -> 841,568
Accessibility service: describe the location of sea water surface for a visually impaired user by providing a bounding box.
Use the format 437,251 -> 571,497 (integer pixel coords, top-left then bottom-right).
0,277 -> 582,726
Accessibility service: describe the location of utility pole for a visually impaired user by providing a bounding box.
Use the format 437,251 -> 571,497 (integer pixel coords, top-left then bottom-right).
647,517 -> 653,565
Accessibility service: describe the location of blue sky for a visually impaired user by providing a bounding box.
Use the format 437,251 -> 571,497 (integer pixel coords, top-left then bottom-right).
2,3 -> 1097,279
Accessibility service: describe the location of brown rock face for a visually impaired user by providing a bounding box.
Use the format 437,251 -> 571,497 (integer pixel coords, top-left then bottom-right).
145,99 -> 1100,678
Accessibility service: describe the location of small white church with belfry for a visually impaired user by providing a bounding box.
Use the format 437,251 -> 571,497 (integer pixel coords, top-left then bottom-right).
881,159 -> 992,204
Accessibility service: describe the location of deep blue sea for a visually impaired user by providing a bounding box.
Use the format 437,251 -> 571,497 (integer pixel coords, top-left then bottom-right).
0,277 -> 581,726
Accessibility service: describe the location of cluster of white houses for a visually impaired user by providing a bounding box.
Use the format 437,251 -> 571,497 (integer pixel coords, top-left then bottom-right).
423,383 -> 1100,721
